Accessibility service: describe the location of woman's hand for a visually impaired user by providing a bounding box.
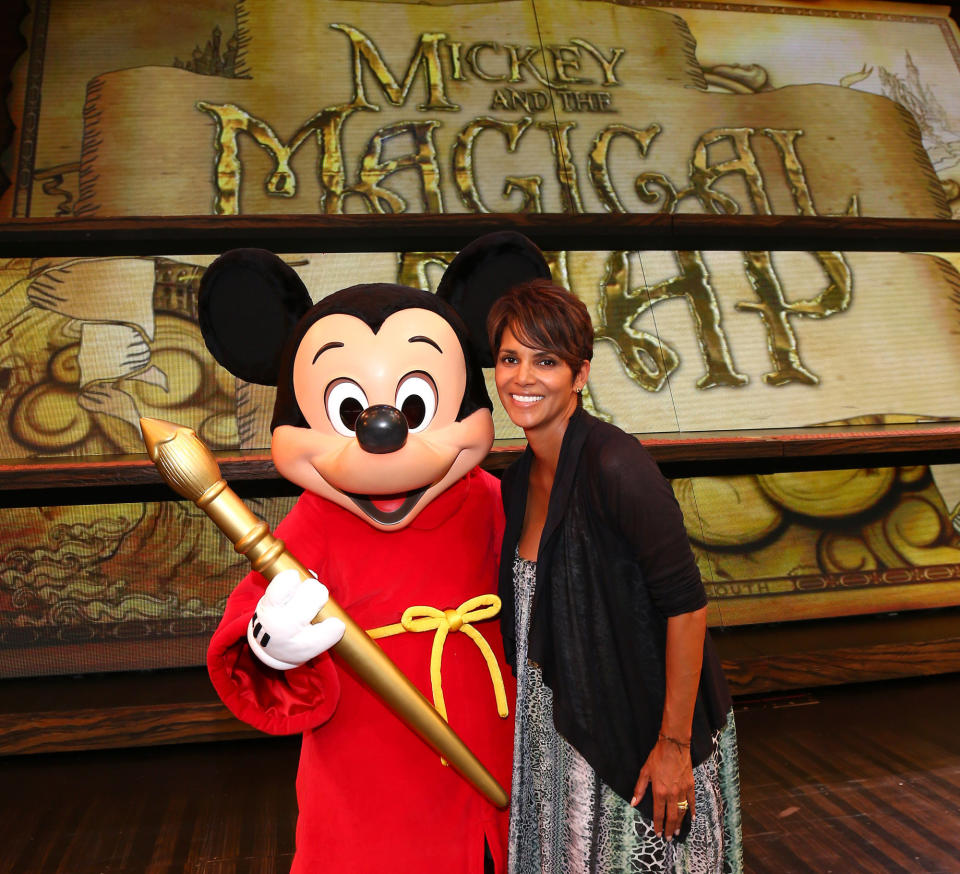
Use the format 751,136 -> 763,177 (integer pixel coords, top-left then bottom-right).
630,735 -> 695,840
633,606 -> 706,839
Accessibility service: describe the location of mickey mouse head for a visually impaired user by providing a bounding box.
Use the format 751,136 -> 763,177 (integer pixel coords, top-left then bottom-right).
198,232 -> 549,531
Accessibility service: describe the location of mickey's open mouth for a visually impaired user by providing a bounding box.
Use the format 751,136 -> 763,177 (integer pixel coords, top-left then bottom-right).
344,486 -> 429,525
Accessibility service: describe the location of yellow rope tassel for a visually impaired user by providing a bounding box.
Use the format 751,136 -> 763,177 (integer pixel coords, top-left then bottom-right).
368,595 -> 509,764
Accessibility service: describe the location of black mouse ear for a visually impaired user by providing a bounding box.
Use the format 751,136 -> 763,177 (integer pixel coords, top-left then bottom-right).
198,248 -> 313,386
436,231 -> 550,367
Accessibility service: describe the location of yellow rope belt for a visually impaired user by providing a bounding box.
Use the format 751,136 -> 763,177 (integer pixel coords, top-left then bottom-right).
367,595 -> 509,763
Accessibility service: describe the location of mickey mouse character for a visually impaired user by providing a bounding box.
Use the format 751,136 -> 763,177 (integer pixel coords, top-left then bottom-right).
200,233 -> 550,874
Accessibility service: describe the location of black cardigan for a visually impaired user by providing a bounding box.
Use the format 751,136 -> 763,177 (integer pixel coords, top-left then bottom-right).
499,408 -> 732,814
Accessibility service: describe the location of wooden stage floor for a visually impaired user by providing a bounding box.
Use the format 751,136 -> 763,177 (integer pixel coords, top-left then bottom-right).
2,672 -> 959,873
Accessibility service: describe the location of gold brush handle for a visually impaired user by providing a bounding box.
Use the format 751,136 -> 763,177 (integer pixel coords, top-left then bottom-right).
140,416 -> 508,809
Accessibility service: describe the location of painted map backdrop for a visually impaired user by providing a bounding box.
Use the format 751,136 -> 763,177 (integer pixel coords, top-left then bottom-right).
1,0 -> 960,675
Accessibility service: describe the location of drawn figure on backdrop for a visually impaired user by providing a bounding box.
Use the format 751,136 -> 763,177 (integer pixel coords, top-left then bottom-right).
25,257 -> 165,429
2,255 -> 238,456
200,234 -> 551,874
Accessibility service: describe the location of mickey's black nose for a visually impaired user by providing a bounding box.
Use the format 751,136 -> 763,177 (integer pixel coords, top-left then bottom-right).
355,405 -> 408,454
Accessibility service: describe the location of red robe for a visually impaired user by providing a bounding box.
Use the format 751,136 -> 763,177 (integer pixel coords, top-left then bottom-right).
207,467 -> 513,874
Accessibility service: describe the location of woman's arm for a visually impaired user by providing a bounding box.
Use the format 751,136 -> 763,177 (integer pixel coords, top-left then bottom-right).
596,432 -> 709,834
631,605 -> 707,839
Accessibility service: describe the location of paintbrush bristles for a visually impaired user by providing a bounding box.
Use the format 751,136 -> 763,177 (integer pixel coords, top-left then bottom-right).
140,417 -> 223,502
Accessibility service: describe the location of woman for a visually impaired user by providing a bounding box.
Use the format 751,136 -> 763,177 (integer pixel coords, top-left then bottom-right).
489,279 -> 742,874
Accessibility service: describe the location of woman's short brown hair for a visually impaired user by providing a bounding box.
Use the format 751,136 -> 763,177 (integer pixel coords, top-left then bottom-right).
487,278 -> 594,373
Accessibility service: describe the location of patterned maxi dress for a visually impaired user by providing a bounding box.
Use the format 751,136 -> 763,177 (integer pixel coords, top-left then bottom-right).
508,554 -> 743,874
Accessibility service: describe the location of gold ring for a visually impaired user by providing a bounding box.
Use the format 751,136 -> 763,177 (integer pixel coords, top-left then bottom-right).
677,800 -> 689,811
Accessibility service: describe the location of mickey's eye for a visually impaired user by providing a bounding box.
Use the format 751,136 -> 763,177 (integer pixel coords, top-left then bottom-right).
395,372 -> 437,433
325,379 -> 369,437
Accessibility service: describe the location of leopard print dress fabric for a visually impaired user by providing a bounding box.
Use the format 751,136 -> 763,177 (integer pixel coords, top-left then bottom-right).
507,554 -> 743,874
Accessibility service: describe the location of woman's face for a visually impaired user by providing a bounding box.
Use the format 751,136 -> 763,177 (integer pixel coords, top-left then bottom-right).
494,324 -> 589,435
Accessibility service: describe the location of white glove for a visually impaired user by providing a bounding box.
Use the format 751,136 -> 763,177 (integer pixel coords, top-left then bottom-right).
247,569 -> 346,671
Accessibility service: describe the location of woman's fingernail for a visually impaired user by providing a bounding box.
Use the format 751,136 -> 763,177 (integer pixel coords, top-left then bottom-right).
630,796 -> 637,806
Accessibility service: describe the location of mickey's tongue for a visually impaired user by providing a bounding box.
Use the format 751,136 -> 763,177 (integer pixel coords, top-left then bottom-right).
370,495 -> 406,513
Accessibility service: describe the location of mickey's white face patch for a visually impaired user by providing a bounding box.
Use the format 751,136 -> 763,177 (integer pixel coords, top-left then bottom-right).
271,307 -> 493,531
